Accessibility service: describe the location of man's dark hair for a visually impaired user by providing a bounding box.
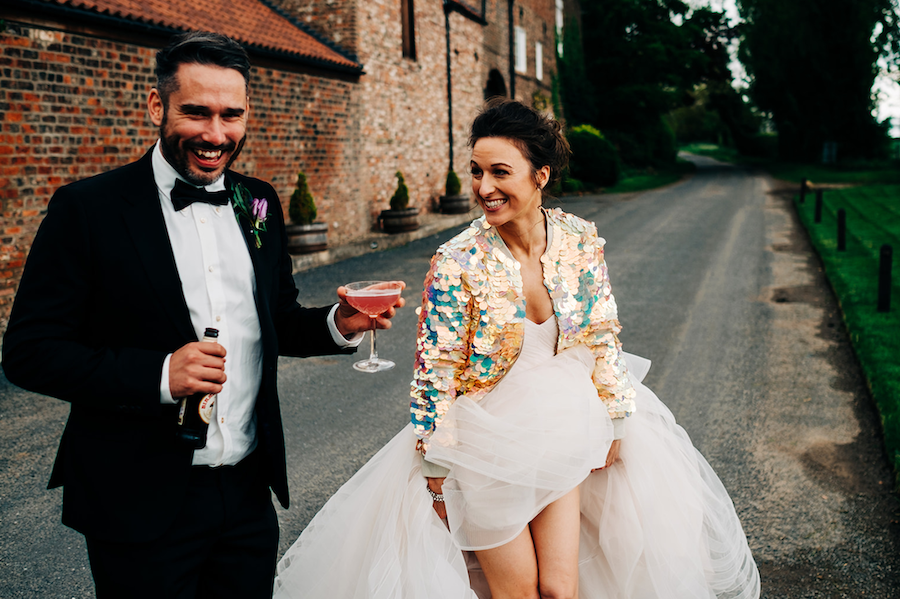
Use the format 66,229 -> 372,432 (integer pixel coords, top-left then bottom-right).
155,31 -> 251,106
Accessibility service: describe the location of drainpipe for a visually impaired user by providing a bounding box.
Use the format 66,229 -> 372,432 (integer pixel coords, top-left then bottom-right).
508,0 -> 516,99
444,1 -> 454,172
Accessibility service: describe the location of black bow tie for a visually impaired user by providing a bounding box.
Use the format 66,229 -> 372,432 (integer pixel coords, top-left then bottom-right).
170,178 -> 231,211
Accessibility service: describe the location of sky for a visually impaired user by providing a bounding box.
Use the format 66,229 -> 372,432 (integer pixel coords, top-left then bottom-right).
693,0 -> 900,137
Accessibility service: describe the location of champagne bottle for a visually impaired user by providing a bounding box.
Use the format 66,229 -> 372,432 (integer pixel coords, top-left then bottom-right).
175,328 -> 220,449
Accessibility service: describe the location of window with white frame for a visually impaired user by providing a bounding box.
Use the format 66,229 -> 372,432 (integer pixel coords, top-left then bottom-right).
535,42 -> 543,81
556,0 -> 564,56
515,26 -> 527,73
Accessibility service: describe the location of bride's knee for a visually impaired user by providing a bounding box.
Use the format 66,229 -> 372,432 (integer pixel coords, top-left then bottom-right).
491,586 -> 540,599
539,579 -> 578,599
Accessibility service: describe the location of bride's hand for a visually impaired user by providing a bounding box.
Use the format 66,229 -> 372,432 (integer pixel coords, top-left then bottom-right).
592,439 -> 622,472
427,477 -> 447,519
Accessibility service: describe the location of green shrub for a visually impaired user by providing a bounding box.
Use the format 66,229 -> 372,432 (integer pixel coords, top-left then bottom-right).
609,116 -> 678,168
445,170 -> 461,196
562,177 -> 586,193
390,171 -> 410,210
567,125 -> 620,187
288,171 -> 317,225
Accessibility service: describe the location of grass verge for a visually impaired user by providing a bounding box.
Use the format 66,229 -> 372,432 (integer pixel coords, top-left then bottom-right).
794,186 -> 900,484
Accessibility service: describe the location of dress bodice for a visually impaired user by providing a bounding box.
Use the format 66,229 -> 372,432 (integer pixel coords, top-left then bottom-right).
505,316 -> 559,377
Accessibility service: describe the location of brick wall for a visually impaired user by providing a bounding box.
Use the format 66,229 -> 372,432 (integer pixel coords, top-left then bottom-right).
512,0 -> 556,108
480,0 -> 558,112
342,0 -> 490,220
482,0 -> 512,100
448,11 -> 487,182
0,21 -> 362,334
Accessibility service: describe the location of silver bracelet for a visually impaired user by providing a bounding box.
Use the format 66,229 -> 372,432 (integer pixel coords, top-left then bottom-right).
427,485 -> 444,502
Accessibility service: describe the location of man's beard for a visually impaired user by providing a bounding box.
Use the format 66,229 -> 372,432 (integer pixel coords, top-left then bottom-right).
159,118 -> 246,186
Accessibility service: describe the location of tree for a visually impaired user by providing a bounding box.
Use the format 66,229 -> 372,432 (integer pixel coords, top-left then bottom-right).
577,0 -> 735,166
738,0 -> 900,161
557,13 -> 597,127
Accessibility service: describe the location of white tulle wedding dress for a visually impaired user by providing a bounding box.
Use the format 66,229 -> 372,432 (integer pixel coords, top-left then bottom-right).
273,316 -> 760,598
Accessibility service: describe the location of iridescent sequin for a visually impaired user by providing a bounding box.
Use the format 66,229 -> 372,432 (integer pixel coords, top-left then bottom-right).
410,208 -> 636,451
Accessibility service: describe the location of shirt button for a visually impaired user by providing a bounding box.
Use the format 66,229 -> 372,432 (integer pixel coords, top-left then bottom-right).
216,315 -> 222,322
215,207 -> 221,214
200,217 -> 207,224
220,417 -> 225,424
208,266 -> 214,272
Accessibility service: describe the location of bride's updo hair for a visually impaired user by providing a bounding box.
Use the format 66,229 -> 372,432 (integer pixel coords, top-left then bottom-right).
469,98 -> 571,196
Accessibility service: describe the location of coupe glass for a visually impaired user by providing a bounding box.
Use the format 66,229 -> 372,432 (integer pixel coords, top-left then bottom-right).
345,281 -> 403,373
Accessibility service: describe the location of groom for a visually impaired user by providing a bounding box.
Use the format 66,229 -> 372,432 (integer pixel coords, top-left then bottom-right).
2,31 -> 401,598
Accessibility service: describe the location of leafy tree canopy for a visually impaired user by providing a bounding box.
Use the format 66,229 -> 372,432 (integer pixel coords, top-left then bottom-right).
738,0 -> 900,160
568,0 -> 736,166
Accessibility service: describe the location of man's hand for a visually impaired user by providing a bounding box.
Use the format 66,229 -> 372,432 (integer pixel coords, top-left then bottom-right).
169,341 -> 227,399
334,281 -> 407,338
427,477 -> 447,519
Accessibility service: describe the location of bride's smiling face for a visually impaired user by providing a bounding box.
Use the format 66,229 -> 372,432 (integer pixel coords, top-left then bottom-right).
470,137 -> 549,229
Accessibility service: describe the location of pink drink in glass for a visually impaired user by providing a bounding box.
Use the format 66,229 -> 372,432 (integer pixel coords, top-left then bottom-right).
345,287 -> 402,317
345,280 -> 403,373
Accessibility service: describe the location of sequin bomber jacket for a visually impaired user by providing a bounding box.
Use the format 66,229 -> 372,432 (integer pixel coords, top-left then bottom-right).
410,208 -> 636,452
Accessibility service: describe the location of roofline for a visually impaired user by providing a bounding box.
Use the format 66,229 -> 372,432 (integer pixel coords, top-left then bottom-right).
3,0 -> 364,75
257,0 -> 360,65
443,0 -> 487,25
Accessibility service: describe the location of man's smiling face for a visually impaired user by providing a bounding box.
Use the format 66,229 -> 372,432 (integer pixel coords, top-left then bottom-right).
148,62 -> 248,186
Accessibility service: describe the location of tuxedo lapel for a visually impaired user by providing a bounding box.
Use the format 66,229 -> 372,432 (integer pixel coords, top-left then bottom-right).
121,151 -> 196,342
227,173 -> 273,325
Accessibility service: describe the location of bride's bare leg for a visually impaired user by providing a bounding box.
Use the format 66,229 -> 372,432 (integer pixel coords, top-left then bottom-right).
530,486 -> 581,599
474,487 -> 581,599
474,527 -> 540,599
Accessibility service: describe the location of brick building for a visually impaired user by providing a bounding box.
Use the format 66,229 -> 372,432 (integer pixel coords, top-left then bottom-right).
0,0 -> 569,336
284,0 -> 564,215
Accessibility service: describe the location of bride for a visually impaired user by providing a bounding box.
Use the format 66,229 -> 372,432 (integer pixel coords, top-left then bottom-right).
273,99 -> 760,598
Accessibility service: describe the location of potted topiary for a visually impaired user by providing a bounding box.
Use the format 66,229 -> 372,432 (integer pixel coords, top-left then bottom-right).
438,170 -> 471,214
285,171 -> 328,254
379,171 -> 419,233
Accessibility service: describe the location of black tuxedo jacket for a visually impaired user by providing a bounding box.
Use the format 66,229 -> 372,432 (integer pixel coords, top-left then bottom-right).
2,149 -> 348,543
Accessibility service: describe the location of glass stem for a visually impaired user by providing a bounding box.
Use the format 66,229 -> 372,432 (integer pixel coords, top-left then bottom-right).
369,318 -> 378,360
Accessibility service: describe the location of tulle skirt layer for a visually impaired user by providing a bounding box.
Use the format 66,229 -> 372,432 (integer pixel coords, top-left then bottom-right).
273,350 -> 760,598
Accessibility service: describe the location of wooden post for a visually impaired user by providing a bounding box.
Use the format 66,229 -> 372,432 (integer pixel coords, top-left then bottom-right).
799,178 -> 807,204
837,209 -> 846,251
879,244 -> 893,313
814,189 -> 823,223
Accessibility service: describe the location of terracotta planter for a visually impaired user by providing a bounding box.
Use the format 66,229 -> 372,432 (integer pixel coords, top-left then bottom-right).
439,194 -> 472,214
379,207 -> 420,234
286,222 -> 328,254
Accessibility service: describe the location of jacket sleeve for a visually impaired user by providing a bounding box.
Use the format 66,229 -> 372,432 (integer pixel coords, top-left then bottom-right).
1,187 -> 167,414
583,231 -> 636,421
410,249 -> 472,453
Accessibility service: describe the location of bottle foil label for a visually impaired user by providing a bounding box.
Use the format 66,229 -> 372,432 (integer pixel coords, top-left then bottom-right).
198,394 -> 216,424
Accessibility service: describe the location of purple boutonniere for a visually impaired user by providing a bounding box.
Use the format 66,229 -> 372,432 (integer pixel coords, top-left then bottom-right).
232,182 -> 269,248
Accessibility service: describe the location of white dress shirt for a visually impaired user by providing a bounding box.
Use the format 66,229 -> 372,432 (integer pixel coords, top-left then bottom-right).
151,141 -> 358,466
